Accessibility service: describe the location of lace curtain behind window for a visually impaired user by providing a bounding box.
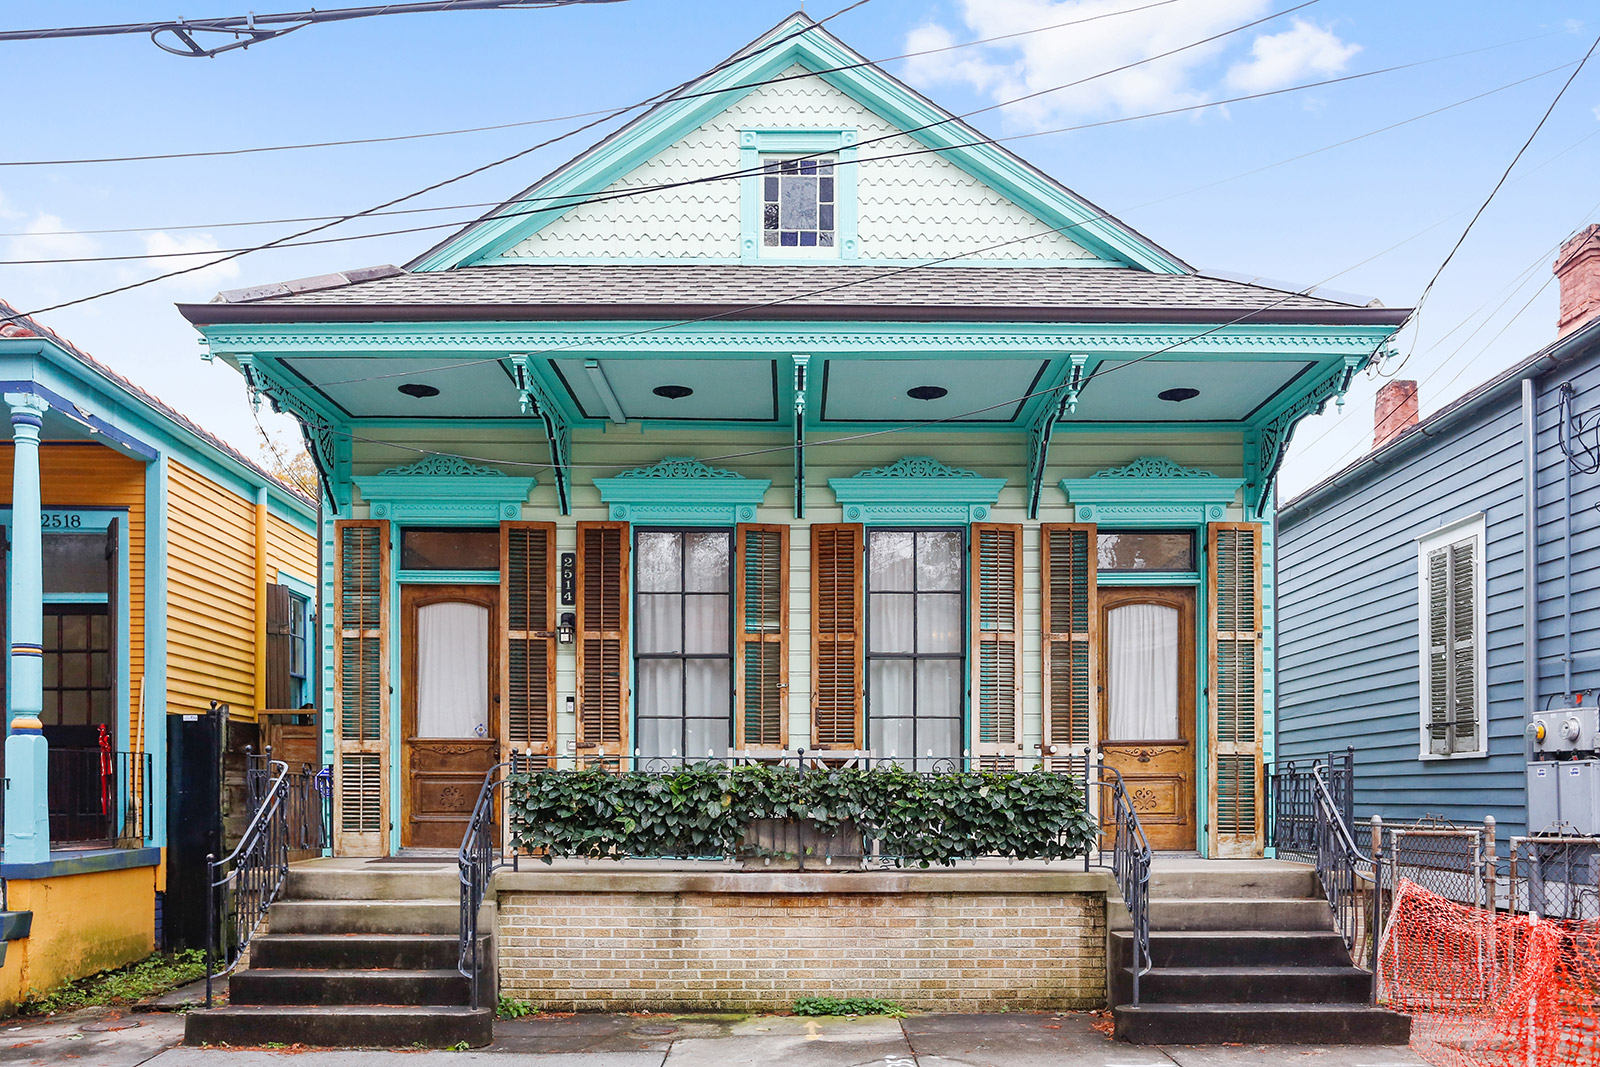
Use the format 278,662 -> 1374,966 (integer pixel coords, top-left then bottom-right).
1106,603 -> 1179,741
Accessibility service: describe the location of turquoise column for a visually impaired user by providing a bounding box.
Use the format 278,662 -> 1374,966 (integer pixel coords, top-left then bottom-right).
4,392 -> 51,863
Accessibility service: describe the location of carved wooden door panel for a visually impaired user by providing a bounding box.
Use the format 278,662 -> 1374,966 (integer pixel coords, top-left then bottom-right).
401,583 -> 499,849
1098,586 -> 1196,851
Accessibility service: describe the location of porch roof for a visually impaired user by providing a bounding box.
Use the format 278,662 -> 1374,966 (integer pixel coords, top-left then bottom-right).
180,264 -> 1410,327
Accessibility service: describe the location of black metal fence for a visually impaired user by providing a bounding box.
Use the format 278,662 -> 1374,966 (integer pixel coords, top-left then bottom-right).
46,748 -> 153,849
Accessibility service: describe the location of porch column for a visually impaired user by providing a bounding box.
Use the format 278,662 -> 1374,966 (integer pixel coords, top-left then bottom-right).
5,392 -> 51,863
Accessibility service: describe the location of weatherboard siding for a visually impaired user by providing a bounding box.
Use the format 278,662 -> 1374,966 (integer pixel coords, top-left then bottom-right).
502,64 -> 1094,263
267,511 -> 318,586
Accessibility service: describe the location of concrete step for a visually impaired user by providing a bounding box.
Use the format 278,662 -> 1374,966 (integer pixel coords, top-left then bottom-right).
184,1005 -> 492,1049
266,899 -> 458,935
1148,897 -> 1334,932
1114,1003 -> 1411,1045
284,867 -> 458,901
1114,965 -> 1371,1006
1148,865 -> 1319,900
250,933 -> 466,971
1113,930 -> 1354,969
229,968 -> 471,1006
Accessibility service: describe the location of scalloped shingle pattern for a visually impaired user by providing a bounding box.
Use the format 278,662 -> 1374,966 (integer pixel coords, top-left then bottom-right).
503,66 -> 1094,262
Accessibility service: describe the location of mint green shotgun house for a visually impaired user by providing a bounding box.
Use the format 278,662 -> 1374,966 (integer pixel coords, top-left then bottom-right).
178,15 -> 1409,860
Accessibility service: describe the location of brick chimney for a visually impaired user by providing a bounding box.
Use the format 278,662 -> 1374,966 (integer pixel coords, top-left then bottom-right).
1374,379 -> 1418,450
1556,224 -> 1600,337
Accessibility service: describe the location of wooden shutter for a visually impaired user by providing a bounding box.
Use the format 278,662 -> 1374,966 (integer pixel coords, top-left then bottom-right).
265,582 -> 295,710
1426,546 -> 1451,755
736,524 -> 788,750
1426,538 -> 1479,755
334,520 -> 388,855
1042,524 -> 1096,775
576,522 -> 628,765
502,522 -> 557,768
1209,522 -> 1264,858
973,524 -> 1023,769
811,523 -> 863,750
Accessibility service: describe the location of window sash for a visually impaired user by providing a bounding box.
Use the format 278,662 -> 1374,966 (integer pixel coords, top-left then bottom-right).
1420,527 -> 1482,757
634,529 -> 734,761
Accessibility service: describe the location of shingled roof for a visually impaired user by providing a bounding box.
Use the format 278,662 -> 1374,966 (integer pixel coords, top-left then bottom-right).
182,264 -> 1409,327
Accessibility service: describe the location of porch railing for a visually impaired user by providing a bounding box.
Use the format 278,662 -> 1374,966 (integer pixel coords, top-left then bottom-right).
459,757 -> 522,1011
47,748 -> 153,849
1093,762 -> 1153,1005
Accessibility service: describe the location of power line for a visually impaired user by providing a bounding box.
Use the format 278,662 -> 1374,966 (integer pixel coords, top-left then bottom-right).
0,0 -> 627,59
0,0 -> 1188,168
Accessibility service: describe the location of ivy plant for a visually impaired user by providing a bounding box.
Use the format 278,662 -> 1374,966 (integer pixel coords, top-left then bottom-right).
509,763 -> 1097,867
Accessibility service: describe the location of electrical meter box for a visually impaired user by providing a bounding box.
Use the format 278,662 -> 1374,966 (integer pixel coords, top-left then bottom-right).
1529,707 -> 1600,755
1528,759 -> 1600,836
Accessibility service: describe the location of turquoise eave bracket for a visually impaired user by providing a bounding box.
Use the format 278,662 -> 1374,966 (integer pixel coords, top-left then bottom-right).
1059,457 -> 1244,526
352,455 -> 536,523
828,456 -> 1004,524
595,457 -> 772,525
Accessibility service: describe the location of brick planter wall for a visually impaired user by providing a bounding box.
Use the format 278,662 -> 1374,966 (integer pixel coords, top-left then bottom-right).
494,868 -> 1110,1012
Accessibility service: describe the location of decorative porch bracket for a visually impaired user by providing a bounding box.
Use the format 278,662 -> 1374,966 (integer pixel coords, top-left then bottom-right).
1026,355 -> 1087,520
237,355 -> 342,513
1246,353 -> 1363,518
511,355 -> 572,516
792,355 -> 809,520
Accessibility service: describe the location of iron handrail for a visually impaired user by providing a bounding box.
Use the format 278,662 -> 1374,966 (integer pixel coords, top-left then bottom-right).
459,758 -> 519,1010
1308,762 -> 1378,974
1092,762 -> 1153,1005
205,758 -> 289,1008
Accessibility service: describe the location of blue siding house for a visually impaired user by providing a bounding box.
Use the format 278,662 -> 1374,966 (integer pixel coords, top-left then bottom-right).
1277,226 -> 1600,837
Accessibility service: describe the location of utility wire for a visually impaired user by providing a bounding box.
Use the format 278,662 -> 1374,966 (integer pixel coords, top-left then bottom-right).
0,0 -> 627,59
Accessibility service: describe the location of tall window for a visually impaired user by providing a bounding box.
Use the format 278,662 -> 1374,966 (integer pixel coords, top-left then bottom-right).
41,528 -> 117,735
635,530 -> 733,762
867,529 -> 964,769
1417,516 -> 1486,758
762,157 -> 835,249
288,591 -> 310,707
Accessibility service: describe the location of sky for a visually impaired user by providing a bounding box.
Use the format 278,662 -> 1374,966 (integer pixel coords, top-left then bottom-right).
2,0 -> 1598,496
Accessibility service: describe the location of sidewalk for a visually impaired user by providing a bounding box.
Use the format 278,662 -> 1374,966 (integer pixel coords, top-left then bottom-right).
0,1007 -> 1428,1066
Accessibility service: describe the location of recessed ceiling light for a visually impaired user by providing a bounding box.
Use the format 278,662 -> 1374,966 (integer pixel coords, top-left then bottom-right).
653,385 -> 694,400
907,385 -> 948,401
398,383 -> 440,398
1158,387 -> 1199,403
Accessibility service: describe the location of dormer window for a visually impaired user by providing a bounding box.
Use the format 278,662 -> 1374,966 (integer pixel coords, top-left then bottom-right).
763,157 -> 835,249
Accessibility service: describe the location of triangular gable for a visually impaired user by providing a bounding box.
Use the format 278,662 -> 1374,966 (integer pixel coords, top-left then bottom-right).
410,14 -> 1190,274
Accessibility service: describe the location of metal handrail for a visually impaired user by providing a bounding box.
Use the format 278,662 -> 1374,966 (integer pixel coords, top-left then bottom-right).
459,758 -> 520,1010
1094,762 -> 1154,1005
1307,763 -> 1379,973
205,758 -> 289,1008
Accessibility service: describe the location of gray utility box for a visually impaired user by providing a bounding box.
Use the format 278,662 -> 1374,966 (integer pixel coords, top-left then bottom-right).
1528,759 -> 1600,836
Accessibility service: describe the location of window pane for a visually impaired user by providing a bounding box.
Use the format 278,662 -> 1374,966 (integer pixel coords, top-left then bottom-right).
916,531 -> 962,591
638,660 -> 684,720
400,527 -> 499,571
1097,531 -> 1195,573
916,593 -> 962,653
635,714 -> 678,762
869,531 -> 914,590
870,712 -> 914,763
1105,603 -> 1180,740
61,614 -> 88,649
685,659 -> 730,720
869,593 -> 914,653
779,176 -> 818,230
415,601 -> 490,737
637,594 -> 682,654
684,595 -> 729,654
685,532 -> 730,592
917,659 -> 962,723
683,715 -> 722,761
43,532 -> 110,595
869,659 -> 914,724
636,532 -> 682,592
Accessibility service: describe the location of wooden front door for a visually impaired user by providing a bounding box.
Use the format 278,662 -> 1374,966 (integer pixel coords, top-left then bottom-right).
401,584 -> 499,849
1098,586 -> 1197,851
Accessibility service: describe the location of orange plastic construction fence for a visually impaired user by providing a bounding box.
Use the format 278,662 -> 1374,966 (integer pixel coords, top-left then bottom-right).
1378,880 -> 1599,1067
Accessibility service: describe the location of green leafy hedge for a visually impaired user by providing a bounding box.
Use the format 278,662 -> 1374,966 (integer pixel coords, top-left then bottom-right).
508,762 -> 1097,867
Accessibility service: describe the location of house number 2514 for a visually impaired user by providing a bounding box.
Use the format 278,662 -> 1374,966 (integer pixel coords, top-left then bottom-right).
43,513 -> 84,529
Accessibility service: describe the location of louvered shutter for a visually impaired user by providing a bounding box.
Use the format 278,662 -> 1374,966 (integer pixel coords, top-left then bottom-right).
1042,524 -> 1096,775
811,523 -> 863,750
1448,539 -> 1478,753
334,520 -> 388,855
502,522 -> 557,768
736,524 -> 788,750
1426,546 -> 1452,754
973,524 -> 1023,769
1209,522 -> 1264,858
576,522 -> 628,765
265,582 -> 295,710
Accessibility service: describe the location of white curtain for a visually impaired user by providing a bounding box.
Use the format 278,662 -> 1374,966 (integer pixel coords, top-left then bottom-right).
416,601 -> 489,738
1106,603 -> 1179,741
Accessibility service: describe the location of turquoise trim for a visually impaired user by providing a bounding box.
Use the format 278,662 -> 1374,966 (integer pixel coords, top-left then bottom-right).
1095,573 -> 1200,586
394,569 -> 500,585
0,846 -> 161,880
1060,457 -> 1245,526
318,508 -> 336,772
275,569 -> 316,600
828,457 -> 1004,524
353,455 -> 536,524
738,129 -> 858,261
474,255 -> 1129,268
41,593 -> 109,605
594,457 -> 771,525
146,456 -> 169,848
408,15 -> 1186,272
388,520 -> 402,855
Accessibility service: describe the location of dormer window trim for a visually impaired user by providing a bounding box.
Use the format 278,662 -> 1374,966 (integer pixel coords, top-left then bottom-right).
740,128 -> 859,261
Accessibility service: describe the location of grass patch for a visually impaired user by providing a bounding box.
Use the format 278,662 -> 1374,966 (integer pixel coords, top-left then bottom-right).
18,950 -> 207,1016
792,996 -> 906,1018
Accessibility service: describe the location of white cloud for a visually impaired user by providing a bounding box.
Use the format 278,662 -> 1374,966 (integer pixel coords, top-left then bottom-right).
1224,18 -> 1361,93
142,231 -> 241,292
8,213 -> 98,262
900,0 -> 1361,130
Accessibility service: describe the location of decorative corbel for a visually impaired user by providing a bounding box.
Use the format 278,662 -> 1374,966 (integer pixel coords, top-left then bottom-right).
792,355 -> 809,520
1026,355 -> 1087,519
1247,353 -> 1365,517
510,354 -> 572,516
237,354 -> 341,512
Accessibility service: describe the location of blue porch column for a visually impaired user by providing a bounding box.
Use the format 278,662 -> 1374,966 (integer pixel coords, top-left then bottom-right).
5,392 -> 51,863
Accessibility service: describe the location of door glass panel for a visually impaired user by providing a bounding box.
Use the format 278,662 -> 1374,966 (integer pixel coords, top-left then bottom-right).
415,601 -> 490,738
400,527 -> 499,571
1106,603 -> 1180,741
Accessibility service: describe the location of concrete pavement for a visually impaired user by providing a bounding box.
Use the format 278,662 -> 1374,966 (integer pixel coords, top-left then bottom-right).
0,1006 -> 1429,1066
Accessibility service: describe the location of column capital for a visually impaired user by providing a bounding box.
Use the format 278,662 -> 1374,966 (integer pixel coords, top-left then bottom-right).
4,391 -> 50,428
